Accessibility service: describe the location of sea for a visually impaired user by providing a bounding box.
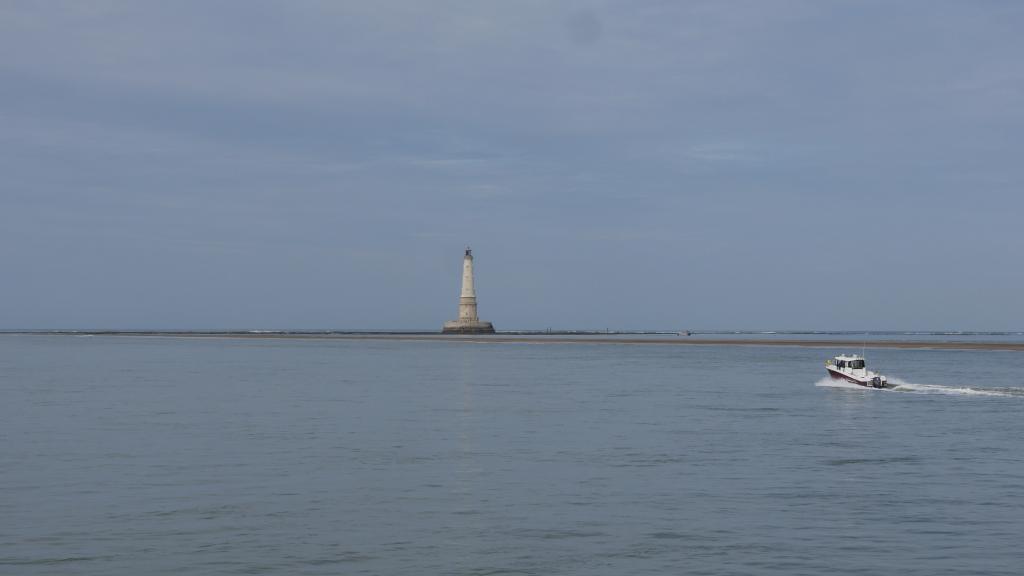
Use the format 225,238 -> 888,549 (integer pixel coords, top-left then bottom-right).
2,334 -> 1023,575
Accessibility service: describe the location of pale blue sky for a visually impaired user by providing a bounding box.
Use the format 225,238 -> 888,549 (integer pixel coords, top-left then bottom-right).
1,1 -> 1022,330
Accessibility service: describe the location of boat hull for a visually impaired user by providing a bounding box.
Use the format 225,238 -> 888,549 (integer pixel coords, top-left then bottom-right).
826,367 -> 889,388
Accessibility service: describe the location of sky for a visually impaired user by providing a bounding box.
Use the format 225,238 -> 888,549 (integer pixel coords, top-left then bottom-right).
1,1 -> 1022,331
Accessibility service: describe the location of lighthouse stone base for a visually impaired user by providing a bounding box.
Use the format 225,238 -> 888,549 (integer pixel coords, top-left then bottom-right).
441,320 -> 495,334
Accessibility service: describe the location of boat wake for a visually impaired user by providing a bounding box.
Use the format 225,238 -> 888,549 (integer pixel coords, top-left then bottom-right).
815,377 -> 1024,398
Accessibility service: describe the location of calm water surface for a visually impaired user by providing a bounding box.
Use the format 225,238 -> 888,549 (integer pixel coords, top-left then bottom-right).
2,335 -> 1023,575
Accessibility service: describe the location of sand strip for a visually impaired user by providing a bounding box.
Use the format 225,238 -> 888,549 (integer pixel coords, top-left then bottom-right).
14,332 -> 1024,351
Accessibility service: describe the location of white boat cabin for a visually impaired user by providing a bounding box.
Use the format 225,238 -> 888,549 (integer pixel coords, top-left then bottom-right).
829,354 -> 866,371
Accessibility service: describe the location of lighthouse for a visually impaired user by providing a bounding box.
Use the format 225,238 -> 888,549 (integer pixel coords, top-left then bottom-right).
442,247 -> 496,334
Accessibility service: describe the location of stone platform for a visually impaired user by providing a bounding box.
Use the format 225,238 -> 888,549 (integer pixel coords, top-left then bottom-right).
441,320 -> 495,334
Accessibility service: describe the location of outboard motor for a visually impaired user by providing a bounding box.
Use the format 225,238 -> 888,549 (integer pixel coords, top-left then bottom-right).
871,376 -> 883,388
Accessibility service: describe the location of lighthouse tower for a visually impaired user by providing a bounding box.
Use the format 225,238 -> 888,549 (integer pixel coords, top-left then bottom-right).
442,247 -> 495,334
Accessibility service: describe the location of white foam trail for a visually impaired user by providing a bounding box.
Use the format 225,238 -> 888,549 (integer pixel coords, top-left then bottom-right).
814,377 -> 868,391
815,377 -> 1021,398
886,378 -> 1016,397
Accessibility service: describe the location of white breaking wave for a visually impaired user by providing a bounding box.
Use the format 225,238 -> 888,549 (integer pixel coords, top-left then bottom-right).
815,377 -> 1022,398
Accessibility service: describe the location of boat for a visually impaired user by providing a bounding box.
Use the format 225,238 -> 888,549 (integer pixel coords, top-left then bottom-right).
825,354 -> 890,388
